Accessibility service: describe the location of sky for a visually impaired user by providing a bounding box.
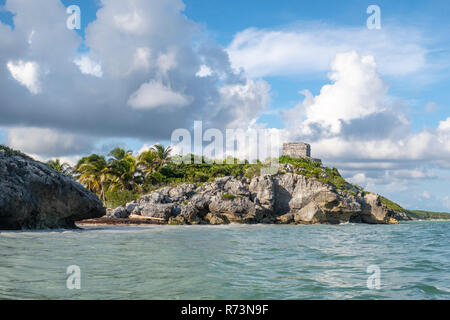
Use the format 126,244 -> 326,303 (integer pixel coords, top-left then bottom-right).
0,0 -> 449,211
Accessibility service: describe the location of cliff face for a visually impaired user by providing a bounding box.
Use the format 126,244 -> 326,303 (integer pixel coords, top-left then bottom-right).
109,164 -> 407,225
0,149 -> 105,230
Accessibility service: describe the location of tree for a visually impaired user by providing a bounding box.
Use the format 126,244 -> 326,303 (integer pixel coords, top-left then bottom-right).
74,154 -> 109,202
108,147 -> 132,162
107,147 -> 142,191
151,144 -> 172,169
46,159 -> 73,176
137,149 -> 158,178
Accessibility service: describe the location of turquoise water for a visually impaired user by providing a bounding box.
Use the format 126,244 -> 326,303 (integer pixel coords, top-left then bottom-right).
0,221 -> 449,299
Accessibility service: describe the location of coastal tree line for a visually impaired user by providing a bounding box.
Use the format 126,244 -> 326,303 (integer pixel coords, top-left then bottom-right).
47,144 -> 173,207
46,144 -> 254,208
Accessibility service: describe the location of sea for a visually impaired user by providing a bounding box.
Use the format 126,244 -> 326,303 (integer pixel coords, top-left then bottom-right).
0,221 -> 449,299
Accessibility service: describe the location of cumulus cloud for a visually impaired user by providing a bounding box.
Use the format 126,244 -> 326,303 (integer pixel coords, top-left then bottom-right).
282,51 -> 410,143
6,60 -> 41,94
0,0 -> 270,157
74,56 -> 103,77
438,117 -> 450,132
196,65 -> 212,78
227,24 -> 428,78
274,51 -> 450,192
218,79 -> 271,129
128,81 -> 191,110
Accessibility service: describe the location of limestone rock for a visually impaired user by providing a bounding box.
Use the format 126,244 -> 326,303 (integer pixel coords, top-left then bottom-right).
0,151 -> 105,230
109,173 -> 407,226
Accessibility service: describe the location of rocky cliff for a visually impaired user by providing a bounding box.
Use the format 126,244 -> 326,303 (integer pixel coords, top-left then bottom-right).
0,148 -> 105,230
109,164 -> 408,225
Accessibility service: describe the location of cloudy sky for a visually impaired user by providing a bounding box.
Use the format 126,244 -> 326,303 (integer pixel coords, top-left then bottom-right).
0,0 -> 449,211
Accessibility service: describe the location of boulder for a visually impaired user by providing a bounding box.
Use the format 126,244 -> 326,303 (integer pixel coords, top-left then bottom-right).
0,150 -> 105,230
107,206 -> 129,219
140,202 -> 178,220
360,193 -> 392,224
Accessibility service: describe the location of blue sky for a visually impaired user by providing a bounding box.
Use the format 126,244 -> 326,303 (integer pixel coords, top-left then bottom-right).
0,0 -> 449,211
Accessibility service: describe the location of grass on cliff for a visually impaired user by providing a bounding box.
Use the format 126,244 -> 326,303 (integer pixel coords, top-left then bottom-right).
379,196 -> 405,212
278,155 -> 363,195
405,210 -> 450,220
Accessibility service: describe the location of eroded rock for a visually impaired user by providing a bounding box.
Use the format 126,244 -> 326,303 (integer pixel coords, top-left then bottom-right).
0,151 -> 105,230
109,173 -> 406,225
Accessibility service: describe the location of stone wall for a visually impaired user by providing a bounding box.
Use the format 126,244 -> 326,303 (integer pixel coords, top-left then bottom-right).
282,142 -> 311,159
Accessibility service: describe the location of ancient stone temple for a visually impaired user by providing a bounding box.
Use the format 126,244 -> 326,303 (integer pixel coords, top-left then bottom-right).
282,142 -> 311,158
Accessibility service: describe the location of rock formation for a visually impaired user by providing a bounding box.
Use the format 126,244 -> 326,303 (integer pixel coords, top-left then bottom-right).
0,148 -> 105,230
108,165 -> 406,225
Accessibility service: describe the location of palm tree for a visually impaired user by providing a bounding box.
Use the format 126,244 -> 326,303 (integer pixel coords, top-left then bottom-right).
107,147 -> 142,191
151,144 -> 172,169
108,147 -> 132,162
75,154 -> 109,202
46,159 -> 73,176
137,149 -> 158,177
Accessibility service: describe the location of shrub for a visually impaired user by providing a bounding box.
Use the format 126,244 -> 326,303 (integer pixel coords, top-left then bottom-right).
105,189 -> 141,209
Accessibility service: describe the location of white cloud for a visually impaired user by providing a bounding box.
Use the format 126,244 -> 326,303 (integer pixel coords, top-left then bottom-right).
438,117 -> 450,132
128,80 -> 191,110
227,25 -> 427,78
0,0 -> 269,147
157,49 -> 177,75
6,60 -> 41,94
350,173 -> 367,185
283,51 -> 405,140
280,51 -> 450,180
196,64 -> 212,77
131,47 -> 151,72
6,127 -> 95,157
219,79 -> 271,129
74,55 -> 103,77
113,10 -> 147,34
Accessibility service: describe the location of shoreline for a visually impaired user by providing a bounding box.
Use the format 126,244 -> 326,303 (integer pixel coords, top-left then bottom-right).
75,217 -> 450,228
76,216 -> 168,226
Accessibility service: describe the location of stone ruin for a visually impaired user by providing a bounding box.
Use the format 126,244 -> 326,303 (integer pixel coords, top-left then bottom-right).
282,142 -> 321,162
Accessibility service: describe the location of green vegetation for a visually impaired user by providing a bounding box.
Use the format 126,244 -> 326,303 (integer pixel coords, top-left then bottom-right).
380,196 -> 405,212
46,159 -> 73,176
104,189 -> 141,209
405,210 -> 450,220
221,193 -> 236,201
40,149 -> 375,208
279,155 -> 360,194
378,197 -> 450,220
